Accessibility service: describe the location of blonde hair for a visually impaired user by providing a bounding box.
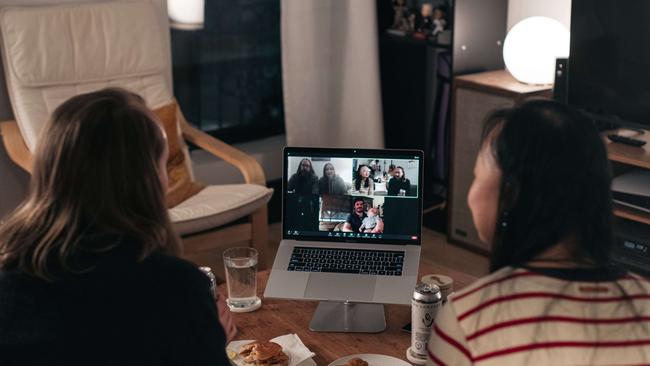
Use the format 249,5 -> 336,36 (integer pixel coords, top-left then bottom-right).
0,88 -> 180,280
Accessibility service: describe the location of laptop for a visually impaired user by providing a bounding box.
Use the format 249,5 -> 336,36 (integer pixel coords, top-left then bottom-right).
264,147 -> 423,306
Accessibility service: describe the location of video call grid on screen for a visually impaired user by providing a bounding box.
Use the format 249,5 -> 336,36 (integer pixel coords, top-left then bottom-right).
283,147 -> 423,245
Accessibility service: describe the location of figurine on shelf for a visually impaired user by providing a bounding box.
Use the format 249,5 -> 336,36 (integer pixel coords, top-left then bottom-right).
412,3 -> 433,40
388,0 -> 413,36
417,3 -> 434,32
432,6 -> 447,36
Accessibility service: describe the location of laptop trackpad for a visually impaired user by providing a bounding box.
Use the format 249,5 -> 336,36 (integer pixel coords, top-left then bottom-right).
304,273 -> 375,302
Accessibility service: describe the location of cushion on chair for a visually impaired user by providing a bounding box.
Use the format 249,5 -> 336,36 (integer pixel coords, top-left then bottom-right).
153,101 -> 205,208
169,184 -> 273,236
0,1 -> 172,151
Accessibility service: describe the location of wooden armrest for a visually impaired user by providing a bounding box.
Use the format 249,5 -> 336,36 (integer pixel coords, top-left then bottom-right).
0,120 -> 32,174
178,112 -> 266,186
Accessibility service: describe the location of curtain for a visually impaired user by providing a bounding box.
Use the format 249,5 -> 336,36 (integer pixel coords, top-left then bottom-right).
281,0 -> 384,148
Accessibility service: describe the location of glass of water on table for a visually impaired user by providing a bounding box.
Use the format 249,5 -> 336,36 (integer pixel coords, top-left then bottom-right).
223,247 -> 262,312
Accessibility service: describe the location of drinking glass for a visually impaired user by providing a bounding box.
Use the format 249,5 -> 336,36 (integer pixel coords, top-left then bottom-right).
223,247 -> 262,312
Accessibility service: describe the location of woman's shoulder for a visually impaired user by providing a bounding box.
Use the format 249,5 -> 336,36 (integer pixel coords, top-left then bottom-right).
450,266 -> 523,303
141,253 -> 208,283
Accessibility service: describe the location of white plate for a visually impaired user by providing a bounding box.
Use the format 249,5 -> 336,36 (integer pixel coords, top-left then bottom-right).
328,354 -> 411,366
227,340 -> 316,366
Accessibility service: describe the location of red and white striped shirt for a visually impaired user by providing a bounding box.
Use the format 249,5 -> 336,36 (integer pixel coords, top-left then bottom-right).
427,266 -> 650,366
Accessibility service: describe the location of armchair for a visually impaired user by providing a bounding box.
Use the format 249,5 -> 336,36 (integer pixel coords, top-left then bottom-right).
0,0 -> 273,280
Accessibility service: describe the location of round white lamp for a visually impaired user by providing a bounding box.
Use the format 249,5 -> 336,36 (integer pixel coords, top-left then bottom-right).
503,16 -> 570,85
168,0 -> 204,30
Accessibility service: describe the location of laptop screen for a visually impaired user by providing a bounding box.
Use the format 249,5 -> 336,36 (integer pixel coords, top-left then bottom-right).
282,147 -> 423,245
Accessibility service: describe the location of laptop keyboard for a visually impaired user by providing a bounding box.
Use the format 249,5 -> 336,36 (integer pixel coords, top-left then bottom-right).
287,246 -> 405,276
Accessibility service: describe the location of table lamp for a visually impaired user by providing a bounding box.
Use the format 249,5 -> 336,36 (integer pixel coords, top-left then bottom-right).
168,0 -> 204,30
503,16 -> 570,85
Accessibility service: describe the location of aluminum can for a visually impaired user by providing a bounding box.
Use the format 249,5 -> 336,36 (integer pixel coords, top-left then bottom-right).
199,266 -> 217,300
410,282 -> 443,358
421,274 -> 454,303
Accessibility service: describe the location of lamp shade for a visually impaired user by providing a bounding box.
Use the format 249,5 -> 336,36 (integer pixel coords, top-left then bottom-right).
503,16 -> 570,85
168,0 -> 204,30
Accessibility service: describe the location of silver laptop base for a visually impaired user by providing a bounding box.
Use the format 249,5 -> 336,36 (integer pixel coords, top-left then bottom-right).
309,301 -> 386,333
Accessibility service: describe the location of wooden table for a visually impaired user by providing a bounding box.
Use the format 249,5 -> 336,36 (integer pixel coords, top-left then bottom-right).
220,262 -> 478,365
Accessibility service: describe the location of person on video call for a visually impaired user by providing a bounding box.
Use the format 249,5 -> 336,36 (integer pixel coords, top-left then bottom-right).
387,166 -> 411,196
426,100 -> 650,365
0,88 -> 233,365
384,164 -> 397,182
318,163 -> 347,195
342,198 -> 384,233
353,164 -> 375,195
288,158 -> 318,195
359,207 -> 383,233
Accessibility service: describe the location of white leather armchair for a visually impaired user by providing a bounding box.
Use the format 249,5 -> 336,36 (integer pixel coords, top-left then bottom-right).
0,0 -> 273,279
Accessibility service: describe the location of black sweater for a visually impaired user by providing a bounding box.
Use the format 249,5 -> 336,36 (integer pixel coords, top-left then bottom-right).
0,240 -> 229,366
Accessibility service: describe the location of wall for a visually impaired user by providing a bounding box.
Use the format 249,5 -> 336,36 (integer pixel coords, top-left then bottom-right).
508,0 -> 571,30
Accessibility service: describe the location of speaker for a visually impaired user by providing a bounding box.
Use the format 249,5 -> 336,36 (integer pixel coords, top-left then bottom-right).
553,57 -> 569,104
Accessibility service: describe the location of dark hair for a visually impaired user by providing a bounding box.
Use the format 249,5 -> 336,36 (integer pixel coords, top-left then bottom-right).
394,166 -> 406,181
482,100 -> 613,272
295,158 -> 316,176
0,87 -> 180,280
352,197 -> 365,210
355,164 -> 372,190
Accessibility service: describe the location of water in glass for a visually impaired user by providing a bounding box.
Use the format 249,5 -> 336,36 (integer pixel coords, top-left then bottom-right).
223,247 -> 262,312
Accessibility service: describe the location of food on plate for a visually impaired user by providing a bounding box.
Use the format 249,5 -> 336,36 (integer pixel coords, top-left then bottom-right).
346,357 -> 369,366
227,349 -> 238,360
238,341 -> 289,366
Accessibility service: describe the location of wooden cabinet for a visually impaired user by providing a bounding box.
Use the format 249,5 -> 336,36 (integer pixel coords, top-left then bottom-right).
607,131 -> 650,226
447,70 -> 552,253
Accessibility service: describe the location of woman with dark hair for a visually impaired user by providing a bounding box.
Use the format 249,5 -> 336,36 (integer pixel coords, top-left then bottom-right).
387,166 -> 411,196
318,162 -> 347,195
354,164 -> 375,195
0,88 -> 232,365
426,100 -> 650,365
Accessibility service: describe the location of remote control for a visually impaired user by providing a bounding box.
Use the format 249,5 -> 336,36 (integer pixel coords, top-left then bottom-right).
607,134 -> 647,147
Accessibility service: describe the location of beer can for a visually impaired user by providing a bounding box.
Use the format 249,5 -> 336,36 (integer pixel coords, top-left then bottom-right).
407,282 -> 443,364
421,274 -> 454,303
199,266 -> 217,300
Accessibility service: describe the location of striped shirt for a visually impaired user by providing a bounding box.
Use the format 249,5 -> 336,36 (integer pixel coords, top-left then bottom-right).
426,266 -> 650,366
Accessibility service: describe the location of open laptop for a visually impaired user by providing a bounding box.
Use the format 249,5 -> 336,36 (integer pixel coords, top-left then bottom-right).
265,147 -> 423,315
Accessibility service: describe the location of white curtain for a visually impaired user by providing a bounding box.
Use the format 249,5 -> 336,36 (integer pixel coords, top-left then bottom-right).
281,0 -> 384,148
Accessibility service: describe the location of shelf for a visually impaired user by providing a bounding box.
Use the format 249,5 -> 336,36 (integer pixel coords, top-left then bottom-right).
605,130 -> 650,169
604,129 -> 650,226
380,32 -> 451,48
454,70 -> 553,100
613,204 -> 650,226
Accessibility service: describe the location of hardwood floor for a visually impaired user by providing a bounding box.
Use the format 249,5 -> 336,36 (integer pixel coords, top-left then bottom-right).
266,222 -> 490,279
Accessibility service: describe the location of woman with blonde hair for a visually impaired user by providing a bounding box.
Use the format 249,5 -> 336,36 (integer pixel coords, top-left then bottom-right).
0,88 -> 232,364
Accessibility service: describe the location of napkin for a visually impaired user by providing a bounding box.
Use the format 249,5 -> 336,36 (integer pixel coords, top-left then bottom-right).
270,334 -> 316,366
227,334 -> 316,366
